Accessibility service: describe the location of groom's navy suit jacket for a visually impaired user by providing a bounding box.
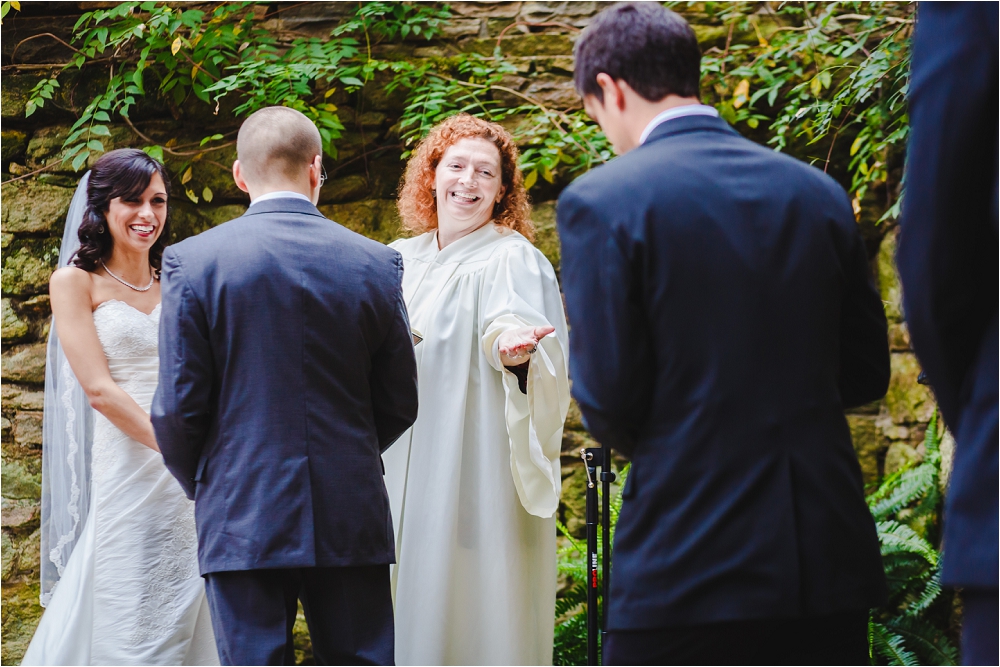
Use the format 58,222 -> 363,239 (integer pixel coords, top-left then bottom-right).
557,115 -> 890,629
898,2 -> 998,589
153,197 -> 418,574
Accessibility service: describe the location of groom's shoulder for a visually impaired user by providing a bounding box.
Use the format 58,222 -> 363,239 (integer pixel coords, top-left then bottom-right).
167,208 -> 252,254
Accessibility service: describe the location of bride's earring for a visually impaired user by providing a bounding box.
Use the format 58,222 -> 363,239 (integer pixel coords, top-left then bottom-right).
98,224 -> 105,234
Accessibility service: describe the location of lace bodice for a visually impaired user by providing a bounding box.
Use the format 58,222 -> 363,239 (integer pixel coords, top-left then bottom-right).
93,300 -> 160,411
94,299 -> 160,360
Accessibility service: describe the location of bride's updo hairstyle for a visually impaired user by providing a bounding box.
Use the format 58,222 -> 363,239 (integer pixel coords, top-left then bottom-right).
397,113 -> 534,241
72,148 -> 171,273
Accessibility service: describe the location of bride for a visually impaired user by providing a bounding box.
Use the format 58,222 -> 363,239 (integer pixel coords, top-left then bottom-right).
22,148 -> 218,666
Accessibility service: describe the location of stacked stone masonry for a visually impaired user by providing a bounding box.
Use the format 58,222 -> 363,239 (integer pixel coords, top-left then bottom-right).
1,2 -> 933,663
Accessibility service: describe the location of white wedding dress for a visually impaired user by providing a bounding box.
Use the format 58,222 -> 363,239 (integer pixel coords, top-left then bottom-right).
22,300 -> 219,666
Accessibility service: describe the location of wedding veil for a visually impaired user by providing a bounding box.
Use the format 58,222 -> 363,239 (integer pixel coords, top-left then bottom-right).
39,171 -> 94,606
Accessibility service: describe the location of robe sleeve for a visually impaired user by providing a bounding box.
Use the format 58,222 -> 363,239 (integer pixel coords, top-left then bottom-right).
480,241 -> 570,518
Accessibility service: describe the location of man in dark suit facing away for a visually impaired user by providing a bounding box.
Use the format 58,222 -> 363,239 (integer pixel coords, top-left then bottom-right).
557,4 -> 890,664
153,106 -> 418,665
897,4 -> 998,664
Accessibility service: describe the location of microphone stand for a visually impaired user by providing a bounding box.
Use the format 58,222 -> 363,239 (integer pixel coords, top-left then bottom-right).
582,444 -> 615,666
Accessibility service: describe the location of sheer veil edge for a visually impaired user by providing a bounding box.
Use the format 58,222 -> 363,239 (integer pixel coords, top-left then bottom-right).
39,171 -> 94,606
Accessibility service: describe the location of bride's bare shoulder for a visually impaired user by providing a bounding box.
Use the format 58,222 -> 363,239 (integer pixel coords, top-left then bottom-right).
49,265 -> 94,298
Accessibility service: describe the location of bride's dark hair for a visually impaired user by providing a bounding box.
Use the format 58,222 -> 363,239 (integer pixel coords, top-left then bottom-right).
71,148 -> 171,273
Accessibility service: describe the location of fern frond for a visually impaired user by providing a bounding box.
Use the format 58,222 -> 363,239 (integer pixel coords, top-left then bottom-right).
871,621 -> 919,666
553,610 -> 589,666
877,520 -> 938,565
867,467 -> 907,505
906,561 -> 942,616
870,465 -> 937,521
922,409 -> 942,464
554,582 -> 588,617
886,615 -> 958,666
556,519 -> 586,554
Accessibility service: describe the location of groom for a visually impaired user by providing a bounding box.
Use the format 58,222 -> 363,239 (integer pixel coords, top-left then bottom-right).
153,106 -> 418,665
558,4 -> 890,664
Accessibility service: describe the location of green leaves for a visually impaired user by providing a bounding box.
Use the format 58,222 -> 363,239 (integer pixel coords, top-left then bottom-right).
24,78 -> 59,117
876,520 -> 938,566
143,145 -> 165,162
699,2 -> 912,222
1,1 -> 22,24
28,0 -> 426,190
866,410 -> 957,665
391,53 -> 610,185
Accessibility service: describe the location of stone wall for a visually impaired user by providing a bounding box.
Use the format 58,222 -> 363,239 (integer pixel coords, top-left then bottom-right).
1,2 -> 932,662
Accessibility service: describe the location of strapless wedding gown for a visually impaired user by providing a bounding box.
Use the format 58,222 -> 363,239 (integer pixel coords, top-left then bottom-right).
22,300 -> 219,666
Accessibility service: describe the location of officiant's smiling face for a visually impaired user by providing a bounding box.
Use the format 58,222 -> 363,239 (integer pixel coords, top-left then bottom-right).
434,137 -> 506,240
105,172 -> 168,253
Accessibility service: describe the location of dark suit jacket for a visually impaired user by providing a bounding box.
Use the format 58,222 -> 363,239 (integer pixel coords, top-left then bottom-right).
557,115 -> 890,629
897,2 -> 998,588
152,197 -> 418,574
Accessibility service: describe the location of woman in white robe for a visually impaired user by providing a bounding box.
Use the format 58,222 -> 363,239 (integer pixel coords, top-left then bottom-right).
384,114 -> 570,665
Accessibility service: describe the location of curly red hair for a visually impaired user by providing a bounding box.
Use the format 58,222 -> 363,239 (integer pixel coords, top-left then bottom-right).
397,114 -> 534,242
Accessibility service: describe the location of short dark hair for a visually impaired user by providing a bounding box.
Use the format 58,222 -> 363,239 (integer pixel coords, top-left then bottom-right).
573,2 -> 702,103
72,148 -> 171,274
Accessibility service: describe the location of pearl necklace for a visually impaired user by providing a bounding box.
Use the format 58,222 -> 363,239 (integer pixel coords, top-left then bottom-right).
100,260 -> 155,292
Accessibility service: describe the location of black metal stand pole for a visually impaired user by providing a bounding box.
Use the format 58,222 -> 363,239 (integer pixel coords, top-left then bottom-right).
583,446 -> 616,666
600,442 -> 615,662
583,449 -> 599,667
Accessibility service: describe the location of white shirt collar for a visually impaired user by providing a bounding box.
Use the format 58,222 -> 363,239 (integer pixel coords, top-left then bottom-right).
249,190 -> 312,206
639,104 -> 720,145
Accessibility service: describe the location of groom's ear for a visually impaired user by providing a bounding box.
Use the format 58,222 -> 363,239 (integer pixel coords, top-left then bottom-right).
232,160 -> 250,194
595,73 -> 627,113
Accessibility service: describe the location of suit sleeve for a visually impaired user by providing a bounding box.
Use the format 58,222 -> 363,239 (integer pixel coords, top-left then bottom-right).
369,252 -> 419,453
151,248 -> 215,499
897,2 -> 999,427
838,214 -> 891,408
557,188 -> 654,457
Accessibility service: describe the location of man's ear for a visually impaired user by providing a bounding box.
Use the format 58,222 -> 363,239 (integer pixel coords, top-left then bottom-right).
595,73 -> 626,112
309,155 -> 323,189
232,160 -> 250,194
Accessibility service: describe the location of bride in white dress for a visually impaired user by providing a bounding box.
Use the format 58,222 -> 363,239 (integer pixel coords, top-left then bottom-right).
22,149 -> 218,666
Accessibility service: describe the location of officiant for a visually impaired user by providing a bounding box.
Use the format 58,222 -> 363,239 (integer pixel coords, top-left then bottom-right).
382,114 -> 570,665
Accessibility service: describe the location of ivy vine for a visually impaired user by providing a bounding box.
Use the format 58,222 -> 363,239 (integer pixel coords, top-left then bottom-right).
20,1 -> 912,218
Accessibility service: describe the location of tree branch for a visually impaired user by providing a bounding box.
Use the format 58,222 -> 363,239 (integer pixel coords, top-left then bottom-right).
120,114 -> 235,157
10,33 -> 83,64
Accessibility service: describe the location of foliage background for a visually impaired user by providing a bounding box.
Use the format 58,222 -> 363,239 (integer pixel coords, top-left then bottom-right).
1,2 -> 954,664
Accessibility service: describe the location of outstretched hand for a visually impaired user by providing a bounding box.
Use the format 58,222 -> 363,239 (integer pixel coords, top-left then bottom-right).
498,325 -> 556,367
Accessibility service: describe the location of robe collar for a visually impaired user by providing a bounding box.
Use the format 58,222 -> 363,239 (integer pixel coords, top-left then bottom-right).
415,221 -> 515,264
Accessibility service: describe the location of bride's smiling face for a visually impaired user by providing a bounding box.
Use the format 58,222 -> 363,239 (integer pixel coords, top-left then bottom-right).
105,173 -> 168,255
434,137 -> 506,236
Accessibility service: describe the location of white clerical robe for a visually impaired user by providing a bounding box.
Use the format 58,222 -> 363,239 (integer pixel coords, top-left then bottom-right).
384,222 -> 570,665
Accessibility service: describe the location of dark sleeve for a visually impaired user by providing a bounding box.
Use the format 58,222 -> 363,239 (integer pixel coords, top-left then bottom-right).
838,221 -> 891,408
369,252 -> 419,453
505,361 -> 530,395
556,188 -> 653,457
151,248 -> 215,500
896,2 -> 999,427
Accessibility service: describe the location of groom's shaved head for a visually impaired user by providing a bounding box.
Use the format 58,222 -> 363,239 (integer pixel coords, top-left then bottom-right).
237,106 -> 322,185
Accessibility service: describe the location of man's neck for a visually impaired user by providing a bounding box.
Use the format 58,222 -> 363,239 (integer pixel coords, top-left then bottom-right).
625,95 -> 701,150
247,183 -> 313,203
